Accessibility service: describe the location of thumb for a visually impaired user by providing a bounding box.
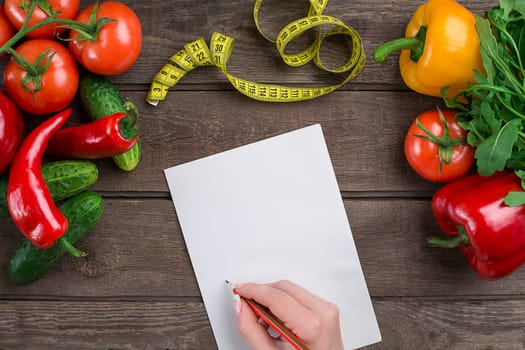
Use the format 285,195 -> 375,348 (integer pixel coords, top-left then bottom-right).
236,298 -> 276,350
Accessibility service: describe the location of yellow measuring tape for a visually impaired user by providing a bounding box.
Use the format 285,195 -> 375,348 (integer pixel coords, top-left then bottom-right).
147,0 -> 365,105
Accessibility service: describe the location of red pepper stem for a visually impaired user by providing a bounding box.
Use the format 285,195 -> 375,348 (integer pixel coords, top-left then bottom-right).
59,238 -> 88,257
428,226 -> 470,249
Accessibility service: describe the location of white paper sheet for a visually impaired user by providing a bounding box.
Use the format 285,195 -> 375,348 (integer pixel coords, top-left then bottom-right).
164,124 -> 381,349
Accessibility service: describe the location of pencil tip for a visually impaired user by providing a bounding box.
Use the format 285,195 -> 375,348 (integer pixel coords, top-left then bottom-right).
225,280 -> 234,289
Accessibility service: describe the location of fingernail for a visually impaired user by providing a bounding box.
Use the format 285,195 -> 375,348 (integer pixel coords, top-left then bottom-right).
233,294 -> 241,316
234,282 -> 245,290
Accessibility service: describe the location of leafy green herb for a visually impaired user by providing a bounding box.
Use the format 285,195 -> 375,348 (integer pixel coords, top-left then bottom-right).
444,0 -> 525,205
504,170 -> 525,206
475,119 -> 521,175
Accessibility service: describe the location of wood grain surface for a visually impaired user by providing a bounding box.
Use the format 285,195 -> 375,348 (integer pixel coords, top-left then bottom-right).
1,0 -> 524,349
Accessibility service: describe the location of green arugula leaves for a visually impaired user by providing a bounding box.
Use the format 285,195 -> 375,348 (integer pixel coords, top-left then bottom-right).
444,0 -> 525,205
475,119 -> 521,175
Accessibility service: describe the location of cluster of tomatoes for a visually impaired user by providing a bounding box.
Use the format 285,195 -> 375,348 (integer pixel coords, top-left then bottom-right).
0,0 -> 142,175
0,0 -> 141,115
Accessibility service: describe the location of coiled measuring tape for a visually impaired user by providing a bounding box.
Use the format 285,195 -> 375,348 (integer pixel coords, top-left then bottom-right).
147,0 -> 365,105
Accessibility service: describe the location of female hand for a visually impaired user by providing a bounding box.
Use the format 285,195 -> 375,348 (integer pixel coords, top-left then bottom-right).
233,280 -> 344,350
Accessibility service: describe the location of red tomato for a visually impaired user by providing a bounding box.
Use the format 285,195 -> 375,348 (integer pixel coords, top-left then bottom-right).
404,109 -> 475,182
68,1 -> 142,75
4,39 -> 79,115
0,7 -> 14,51
4,0 -> 80,39
0,91 -> 24,176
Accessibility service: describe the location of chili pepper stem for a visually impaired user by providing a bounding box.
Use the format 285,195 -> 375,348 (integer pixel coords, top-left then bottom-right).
120,100 -> 139,138
59,238 -> 88,257
428,226 -> 470,249
123,99 -> 138,127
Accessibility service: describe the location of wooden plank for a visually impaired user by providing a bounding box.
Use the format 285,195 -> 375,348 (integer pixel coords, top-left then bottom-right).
2,199 -> 524,298
369,298 -> 525,350
0,300 -> 216,350
0,298 -> 524,350
349,199 -> 525,296
0,198 -> 200,298
72,90 -> 445,193
2,0 -> 493,92
0,0 -> 516,349
107,0 -> 495,87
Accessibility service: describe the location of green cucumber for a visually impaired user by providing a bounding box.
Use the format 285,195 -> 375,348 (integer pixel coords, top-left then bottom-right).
7,191 -> 104,285
79,73 -> 141,171
113,137 -> 141,171
0,160 -> 99,217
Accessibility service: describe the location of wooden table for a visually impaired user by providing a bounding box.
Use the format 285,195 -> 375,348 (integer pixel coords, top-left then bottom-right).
1,0 -> 524,349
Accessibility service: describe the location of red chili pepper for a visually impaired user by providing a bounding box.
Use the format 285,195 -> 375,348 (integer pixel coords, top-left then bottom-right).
7,108 -> 84,256
0,91 -> 24,175
46,112 -> 139,159
428,172 -> 525,280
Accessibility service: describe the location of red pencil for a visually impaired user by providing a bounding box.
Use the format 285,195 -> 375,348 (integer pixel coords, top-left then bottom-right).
226,280 -> 310,350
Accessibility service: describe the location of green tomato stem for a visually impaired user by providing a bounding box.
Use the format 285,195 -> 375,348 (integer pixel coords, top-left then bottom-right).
0,1 -> 113,55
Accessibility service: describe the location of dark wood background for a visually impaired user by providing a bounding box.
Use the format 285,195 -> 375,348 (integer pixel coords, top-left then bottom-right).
1,0 -> 525,349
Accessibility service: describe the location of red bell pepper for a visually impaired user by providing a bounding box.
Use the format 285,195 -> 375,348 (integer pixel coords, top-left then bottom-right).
7,108 -> 85,256
46,112 -> 139,159
428,172 -> 525,280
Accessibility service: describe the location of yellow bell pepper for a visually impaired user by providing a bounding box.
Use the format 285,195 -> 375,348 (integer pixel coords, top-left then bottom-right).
373,0 -> 483,98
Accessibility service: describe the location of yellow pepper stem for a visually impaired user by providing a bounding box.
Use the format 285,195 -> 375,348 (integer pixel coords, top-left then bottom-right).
373,27 -> 427,63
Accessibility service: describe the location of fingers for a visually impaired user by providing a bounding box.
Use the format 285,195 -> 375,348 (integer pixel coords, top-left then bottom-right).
235,282 -> 321,340
268,280 -> 329,313
233,280 -> 344,350
264,281 -> 344,349
236,298 -> 276,350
